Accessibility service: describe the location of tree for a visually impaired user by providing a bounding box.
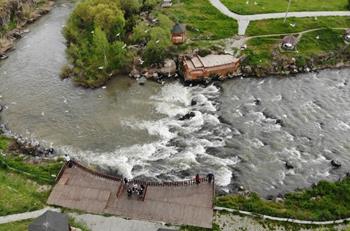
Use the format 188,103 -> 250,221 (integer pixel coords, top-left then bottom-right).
143,27 -> 171,65
142,0 -> 158,11
120,0 -> 142,17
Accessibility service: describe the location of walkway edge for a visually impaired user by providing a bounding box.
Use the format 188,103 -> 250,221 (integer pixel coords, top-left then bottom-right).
0,207 -> 61,224
214,206 -> 350,225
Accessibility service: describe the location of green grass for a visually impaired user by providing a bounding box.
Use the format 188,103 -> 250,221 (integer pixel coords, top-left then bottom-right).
217,177 -> 350,221
247,16 -> 350,36
0,219 -> 32,231
0,154 -> 63,185
243,28 -> 349,68
0,136 -> 10,150
162,0 -> 238,40
243,36 -> 280,65
180,223 -> 221,231
221,0 -> 349,15
296,28 -> 346,57
0,136 -> 63,215
0,168 -> 48,216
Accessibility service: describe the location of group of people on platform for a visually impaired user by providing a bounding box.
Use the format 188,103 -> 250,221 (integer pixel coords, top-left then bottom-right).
124,178 -> 145,198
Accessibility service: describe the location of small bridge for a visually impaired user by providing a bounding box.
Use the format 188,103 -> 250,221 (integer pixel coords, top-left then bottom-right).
47,161 -> 214,228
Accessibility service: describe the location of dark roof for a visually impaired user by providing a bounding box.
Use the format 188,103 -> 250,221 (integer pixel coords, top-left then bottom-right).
171,23 -> 186,33
282,35 -> 297,45
28,211 -> 69,231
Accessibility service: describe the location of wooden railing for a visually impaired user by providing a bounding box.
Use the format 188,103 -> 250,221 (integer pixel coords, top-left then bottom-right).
69,160 -> 215,188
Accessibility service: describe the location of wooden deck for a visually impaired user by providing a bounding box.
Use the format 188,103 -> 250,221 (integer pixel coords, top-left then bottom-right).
47,162 -> 214,228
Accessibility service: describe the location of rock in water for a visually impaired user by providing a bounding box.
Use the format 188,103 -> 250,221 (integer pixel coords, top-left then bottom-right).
331,159 -> 341,168
179,112 -> 196,121
285,161 -> 294,169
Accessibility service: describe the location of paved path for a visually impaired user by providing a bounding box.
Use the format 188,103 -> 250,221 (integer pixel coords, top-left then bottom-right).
71,213 -> 178,231
0,207 -> 60,225
209,0 -> 350,35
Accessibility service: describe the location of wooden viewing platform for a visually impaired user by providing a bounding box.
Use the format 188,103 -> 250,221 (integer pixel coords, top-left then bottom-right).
47,161 -> 214,228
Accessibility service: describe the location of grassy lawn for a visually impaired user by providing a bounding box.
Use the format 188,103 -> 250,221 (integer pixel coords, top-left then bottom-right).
296,28 -> 347,57
221,0 -> 349,15
0,135 -> 63,216
247,16 -> 350,36
0,168 -> 48,216
243,28 -> 348,68
161,0 -> 238,40
217,177 -> 350,221
0,219 -> 32,231
243,36 -> 280,65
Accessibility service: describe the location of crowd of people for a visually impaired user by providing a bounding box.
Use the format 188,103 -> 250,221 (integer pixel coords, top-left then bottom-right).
124,178 -> 145,199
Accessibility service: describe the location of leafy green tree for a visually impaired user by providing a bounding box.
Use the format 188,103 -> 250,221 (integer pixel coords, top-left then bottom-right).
120,0 -> 142,17
143,27 -> 171,65
142,0 -> 159,11
130,21 -> 151,44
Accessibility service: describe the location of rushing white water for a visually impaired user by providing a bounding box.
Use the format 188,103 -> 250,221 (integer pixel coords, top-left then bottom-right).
57,82 -> 238,187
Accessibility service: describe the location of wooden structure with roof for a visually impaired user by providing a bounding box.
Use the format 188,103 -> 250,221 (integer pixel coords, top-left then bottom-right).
47,161 -> 214,229
181,54 -> 240,81
345,29 -> 350,42
171,23 -> 186,44
281,35 -> 298,50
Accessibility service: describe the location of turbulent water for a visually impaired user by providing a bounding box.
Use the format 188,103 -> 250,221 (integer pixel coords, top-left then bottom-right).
0,1 -> 349,197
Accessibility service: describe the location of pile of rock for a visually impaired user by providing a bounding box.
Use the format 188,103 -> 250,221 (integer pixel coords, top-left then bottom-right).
129,59 -> 178,83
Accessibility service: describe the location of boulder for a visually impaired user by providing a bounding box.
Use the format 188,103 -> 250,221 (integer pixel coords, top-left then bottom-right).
159,59 -> 177,76
285,161 -> 294,170
331,159 -> 341,168
179,112 -> 196,121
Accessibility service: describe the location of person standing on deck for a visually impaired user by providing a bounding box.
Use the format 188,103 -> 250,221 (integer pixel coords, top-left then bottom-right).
195,174 -> 200,184
63,154 -> 72,168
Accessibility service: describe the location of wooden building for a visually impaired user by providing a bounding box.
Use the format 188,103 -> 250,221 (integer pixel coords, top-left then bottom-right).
181,54 -> 240,81
171,23 -> 186,44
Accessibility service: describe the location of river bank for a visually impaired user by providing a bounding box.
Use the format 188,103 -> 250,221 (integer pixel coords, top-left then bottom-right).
0,0 -> 54,58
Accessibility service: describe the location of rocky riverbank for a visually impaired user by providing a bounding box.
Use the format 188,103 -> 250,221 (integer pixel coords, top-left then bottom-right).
241,51 -> 350,78
0,0 -> 54,58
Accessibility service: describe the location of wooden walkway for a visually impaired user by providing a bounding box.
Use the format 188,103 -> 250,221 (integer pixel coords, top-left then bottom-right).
47,162 -> 214,228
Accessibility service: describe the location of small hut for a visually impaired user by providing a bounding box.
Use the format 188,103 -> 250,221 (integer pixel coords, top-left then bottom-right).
161,0 -> 172,8
28,211 -> 70,231
171,23 -> 186,45
344,29 -> 350,42
281,35 -> 297,50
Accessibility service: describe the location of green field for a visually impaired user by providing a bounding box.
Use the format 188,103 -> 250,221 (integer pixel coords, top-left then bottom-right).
162,0 -> 238,40
221,0 -> 349,15
247,16 -> 350,36
297,28 -> 347,57
0,219 -> 32,231
0,136 -> 63,216
243,28 -> 348,67
0,168 -> 48,216
217,176 -> 350,221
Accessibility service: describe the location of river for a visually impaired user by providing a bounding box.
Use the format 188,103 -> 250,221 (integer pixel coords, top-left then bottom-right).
0,1 -> 349,197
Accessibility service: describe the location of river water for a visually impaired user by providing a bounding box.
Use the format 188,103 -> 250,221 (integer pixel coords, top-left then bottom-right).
0,2 -> 349,197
